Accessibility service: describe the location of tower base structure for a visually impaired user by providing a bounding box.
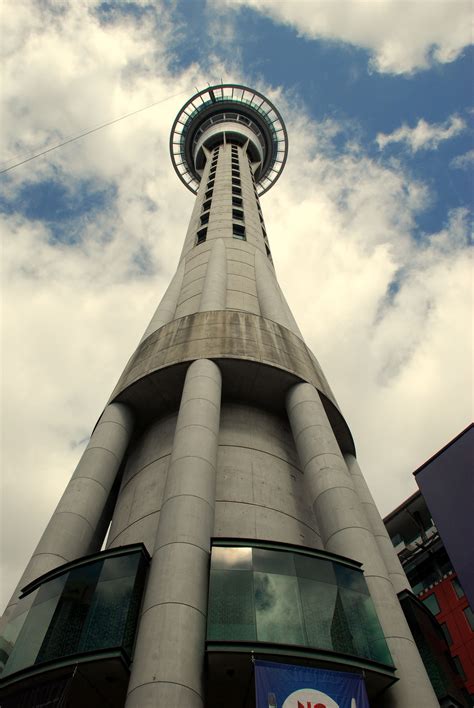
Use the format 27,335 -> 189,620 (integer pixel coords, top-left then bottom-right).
0,86 -> 442,707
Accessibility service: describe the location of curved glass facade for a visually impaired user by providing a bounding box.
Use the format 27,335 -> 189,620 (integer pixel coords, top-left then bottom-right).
207,541 -> 394,667
0,545 -> 148,682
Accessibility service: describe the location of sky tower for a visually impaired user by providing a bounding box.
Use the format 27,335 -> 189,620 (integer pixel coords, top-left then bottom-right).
0,85 -> 439,707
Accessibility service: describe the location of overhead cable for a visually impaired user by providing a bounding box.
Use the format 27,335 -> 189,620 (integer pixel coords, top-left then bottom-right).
0,87 -> 191,175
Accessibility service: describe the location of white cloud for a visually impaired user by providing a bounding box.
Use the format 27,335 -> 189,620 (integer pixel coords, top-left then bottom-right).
213,0 -> 473,74
376,115 -> 466,151
451,148 -> 474,169
1,1 -> 472,616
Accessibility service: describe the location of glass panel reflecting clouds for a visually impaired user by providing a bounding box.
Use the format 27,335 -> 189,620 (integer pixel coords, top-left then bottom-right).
207,544 -> 393,667
208,570 -> 256,641
253,548 -> 295,576
254,572 -> 305,645
211,546 -> 252,571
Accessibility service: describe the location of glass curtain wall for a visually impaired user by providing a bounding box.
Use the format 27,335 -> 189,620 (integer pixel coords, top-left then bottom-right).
207,542 -> 393,667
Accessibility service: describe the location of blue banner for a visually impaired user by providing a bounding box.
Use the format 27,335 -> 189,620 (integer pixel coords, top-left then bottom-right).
255,660 -> 369,708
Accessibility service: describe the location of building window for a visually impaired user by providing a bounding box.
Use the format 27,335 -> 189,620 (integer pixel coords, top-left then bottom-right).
231,170 -> 240,178
262,226 -> 267,238
231,159 -> 239,168
422,593 -> 441,615
207,180 -> 215,189
205,189 -> 213,200
196,227 -> 207,244
440,622 -> 453,645
452,577 -> 465,598
209,168 -> 216,177
0,546 -> 149,680
232,223 -> 246,240
231,178 -> 241,187
265,243 -> 271,257
202,199 -> 212,212
232,209 -> 244,221
463,606 -> 474,631
453,656 -> 467,681
200,212 -> 209,226
207,542 -> 393,667
232,186 -> 242,196
232,196 -> 243,208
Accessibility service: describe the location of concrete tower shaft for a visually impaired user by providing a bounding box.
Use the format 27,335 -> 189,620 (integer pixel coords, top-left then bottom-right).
0,85 -> 440,708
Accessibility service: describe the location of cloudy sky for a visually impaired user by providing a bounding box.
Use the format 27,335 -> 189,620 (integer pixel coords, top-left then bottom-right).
0,0 -> 472,611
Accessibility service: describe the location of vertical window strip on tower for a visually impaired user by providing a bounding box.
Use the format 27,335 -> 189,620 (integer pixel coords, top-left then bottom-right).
196,227 -> 207,244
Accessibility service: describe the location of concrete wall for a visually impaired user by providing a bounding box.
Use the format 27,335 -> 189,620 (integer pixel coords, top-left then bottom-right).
106,413 -> 177,554
106,402 -> 321,555
214,402 -> 322,548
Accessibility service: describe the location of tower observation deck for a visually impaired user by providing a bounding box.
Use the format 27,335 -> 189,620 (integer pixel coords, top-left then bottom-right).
0,85 -> 439,708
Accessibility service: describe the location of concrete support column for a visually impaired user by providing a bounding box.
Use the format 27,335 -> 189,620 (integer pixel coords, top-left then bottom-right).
199,239 -> 227,311
1,402 -> 133,629
126,358 -> 222,708
140,259 -> 185,341
344,453 -> 411,595
286,383 -> 438,707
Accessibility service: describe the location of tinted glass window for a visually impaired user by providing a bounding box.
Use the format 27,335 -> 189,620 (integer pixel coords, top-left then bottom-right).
452,577 -> 464,598
207,545 -> 393,666
422,594 -> 441,615
0,550 -> 147,679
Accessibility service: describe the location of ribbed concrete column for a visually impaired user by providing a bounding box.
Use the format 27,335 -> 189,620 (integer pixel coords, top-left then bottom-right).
199,238 -> 227,311
344,453 -> 410,595
286,383 -> 438,707
140,259 -> 185,341
1,402 -> 133,630
126,358 -> 222,708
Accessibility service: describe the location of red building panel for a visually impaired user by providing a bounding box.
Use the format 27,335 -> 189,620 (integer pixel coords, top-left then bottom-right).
420,573 -> 474,697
